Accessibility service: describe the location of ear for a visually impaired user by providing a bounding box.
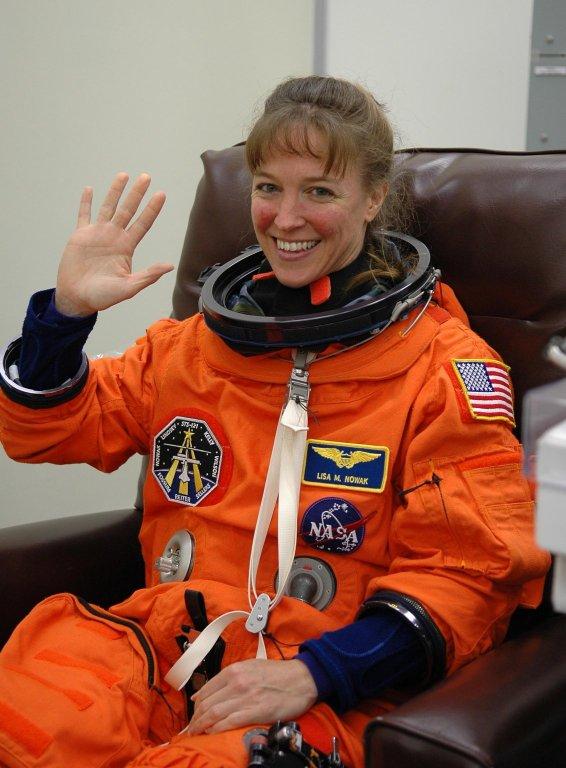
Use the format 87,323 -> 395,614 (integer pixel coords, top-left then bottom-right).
364,181 -> 389,223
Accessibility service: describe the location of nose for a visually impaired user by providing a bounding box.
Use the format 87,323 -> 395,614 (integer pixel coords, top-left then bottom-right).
273,194 -> 306,231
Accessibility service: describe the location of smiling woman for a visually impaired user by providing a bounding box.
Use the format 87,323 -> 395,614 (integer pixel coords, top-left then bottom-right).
251,150 -> 383,289
247,77 -> 404,292
0,75 -> 549,768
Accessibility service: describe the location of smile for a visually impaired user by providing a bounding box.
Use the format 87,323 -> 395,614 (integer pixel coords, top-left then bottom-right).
275,238 -> 320,252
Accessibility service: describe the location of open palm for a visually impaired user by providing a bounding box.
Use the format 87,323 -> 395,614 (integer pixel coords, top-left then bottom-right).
55,173 -> 173,317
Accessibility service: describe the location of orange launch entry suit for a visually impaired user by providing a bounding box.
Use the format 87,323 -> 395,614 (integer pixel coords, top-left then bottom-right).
0,291 -> 549,767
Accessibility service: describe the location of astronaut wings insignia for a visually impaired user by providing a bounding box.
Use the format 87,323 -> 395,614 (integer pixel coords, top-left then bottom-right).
312,446 -> 380,469
304,440 -> 389,493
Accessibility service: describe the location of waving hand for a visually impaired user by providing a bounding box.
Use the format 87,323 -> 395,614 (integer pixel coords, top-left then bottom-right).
55,172 -> 173,317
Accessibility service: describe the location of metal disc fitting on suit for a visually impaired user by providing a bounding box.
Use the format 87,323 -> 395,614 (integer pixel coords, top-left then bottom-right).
275,557 -> 336,610
154,530 -> 195,583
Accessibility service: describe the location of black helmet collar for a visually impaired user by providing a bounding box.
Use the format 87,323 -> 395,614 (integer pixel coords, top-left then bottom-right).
198,232 -> 437,351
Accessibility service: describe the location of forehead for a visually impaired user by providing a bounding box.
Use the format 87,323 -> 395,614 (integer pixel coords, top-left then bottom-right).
254,124 -> 360,180
255,150 -> 327,176
254,148 -> 361,186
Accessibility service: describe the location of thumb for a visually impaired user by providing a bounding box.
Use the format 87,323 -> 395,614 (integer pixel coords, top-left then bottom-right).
125,262 -> 175,298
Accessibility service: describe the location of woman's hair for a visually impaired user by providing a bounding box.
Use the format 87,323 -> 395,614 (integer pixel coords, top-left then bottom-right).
246,75 -> 412,286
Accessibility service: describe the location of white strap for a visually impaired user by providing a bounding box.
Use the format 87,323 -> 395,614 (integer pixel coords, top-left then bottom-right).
247,420 -> 285,605
270,402 -> 307,609
165,610 -> 249,689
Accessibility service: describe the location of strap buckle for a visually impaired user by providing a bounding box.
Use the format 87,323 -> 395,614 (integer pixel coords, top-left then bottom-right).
288,349 -> 311,409
245,593 -> 270,634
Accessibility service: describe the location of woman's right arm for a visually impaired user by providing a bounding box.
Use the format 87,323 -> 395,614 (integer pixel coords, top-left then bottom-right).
17,288 -> 97,390
16,172 -> 173,389
0,173 -> 175,468
54,172 -> 171,318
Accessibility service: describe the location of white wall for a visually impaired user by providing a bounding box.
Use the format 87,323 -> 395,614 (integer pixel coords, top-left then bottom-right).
0,0 -> 536,528
324,0 -> 533,150
0,0 -> 313,528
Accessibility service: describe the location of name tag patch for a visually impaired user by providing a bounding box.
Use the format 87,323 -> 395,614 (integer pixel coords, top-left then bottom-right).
302,439 -> 388,493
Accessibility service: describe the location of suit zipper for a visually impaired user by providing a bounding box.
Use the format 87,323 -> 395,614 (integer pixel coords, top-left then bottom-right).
76,597 -> 156,688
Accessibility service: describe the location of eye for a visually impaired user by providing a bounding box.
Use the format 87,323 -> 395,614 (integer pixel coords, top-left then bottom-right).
308,186 -> 334,199
254,182 -> 278,194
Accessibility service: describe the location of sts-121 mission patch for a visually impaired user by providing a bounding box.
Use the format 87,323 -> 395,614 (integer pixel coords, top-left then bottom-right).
302,439 -> 388,493
153,416 -> 223,506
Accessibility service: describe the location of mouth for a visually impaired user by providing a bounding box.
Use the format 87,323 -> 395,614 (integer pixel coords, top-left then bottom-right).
272,237 -> 321,259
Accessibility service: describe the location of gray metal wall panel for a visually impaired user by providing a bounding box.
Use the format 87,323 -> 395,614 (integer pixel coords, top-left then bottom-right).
527,0 -> 566,149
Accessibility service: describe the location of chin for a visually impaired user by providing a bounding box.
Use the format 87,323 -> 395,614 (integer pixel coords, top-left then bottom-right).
271,269 -> 316,289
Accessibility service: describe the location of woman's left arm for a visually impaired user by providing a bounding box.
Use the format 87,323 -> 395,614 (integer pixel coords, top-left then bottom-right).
186,609 -> 427,734
362,340 -> 551,674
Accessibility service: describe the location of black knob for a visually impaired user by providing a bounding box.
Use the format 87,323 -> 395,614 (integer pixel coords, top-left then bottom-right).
289,572 -> 318,604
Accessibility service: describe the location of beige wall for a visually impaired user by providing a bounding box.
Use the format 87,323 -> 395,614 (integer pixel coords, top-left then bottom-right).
324,0 -> 533,150
0,0 -> 313,527
0,0 -> 537,528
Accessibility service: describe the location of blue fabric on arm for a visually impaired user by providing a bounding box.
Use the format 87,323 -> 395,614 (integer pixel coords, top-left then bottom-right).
18,289 -> 97,390
295,609 -> 427,712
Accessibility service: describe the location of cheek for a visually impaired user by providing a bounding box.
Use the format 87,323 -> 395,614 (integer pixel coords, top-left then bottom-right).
251,200 -> 275,233
307,210 -> 344,239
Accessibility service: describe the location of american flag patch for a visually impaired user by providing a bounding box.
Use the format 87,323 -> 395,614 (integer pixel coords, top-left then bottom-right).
451,359 -> 515,425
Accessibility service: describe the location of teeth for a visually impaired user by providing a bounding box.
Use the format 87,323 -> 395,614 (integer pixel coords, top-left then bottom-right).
276,239 -> 319,252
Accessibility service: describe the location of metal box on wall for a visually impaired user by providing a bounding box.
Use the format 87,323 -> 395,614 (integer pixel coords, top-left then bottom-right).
527,0 -> 566,150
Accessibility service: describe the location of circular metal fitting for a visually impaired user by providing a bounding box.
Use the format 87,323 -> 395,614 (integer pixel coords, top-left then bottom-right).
275,557 -> 336,611
154,530 -> 195,583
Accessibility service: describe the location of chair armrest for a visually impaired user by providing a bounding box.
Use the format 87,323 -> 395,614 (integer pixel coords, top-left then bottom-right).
0,509 -> 144,648
365,614 -> 566,768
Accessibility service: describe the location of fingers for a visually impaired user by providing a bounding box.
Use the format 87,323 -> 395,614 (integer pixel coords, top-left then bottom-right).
192,710 -> 247,736
127,190 -> 167,246
90,172 -> 166,240
112,173 -> 152,229
188,692 -> 238,735
187,704 -> 224,735
204,713 -> 249,735
77,187 -> 93,228
191,668 -> 228,706
187,671 -> 232,735
96,172 -> 129,223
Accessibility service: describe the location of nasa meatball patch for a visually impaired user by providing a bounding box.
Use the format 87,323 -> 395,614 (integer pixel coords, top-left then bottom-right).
301,497 -> 365,554
153,416 -> 223,506
302,439 -> 389,493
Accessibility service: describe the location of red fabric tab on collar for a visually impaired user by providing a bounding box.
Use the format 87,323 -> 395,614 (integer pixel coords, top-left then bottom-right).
252,271 -> 276,281
309,275 -> 331,306
252,271 -> 331,306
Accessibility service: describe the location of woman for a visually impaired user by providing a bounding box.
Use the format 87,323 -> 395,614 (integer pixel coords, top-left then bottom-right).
0,76 -> 549,768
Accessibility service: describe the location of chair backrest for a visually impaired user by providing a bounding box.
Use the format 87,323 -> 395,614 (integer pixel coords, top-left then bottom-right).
173,146 -> 566,432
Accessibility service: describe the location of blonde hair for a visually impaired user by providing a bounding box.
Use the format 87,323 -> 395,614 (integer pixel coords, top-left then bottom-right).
246,76 -> 412,286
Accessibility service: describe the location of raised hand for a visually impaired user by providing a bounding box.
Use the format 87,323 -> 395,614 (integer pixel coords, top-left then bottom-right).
55,173 -> 173,317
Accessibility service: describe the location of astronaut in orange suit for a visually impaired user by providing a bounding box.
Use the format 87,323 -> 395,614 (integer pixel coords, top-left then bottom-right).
0,76 -> 549,768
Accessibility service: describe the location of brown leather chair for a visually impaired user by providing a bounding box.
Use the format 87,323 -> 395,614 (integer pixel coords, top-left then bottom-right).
1,147 -> 565,768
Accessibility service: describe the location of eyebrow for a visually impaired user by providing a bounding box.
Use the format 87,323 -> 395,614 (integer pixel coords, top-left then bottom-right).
254,171 -> 340,184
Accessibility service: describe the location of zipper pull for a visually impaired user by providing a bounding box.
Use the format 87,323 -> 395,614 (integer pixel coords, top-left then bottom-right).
281,349 -> 312,431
